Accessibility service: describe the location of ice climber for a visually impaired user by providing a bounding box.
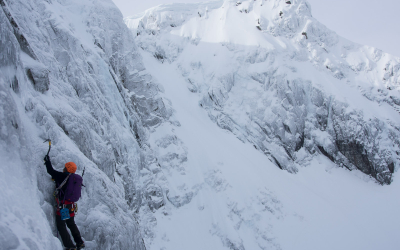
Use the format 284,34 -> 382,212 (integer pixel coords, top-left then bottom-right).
44,155 -> 85,250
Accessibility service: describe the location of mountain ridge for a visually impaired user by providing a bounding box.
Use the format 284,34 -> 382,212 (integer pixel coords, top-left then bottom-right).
125,0 -> 400,186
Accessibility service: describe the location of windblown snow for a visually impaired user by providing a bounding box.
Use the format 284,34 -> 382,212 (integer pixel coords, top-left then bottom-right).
1,0 -> 399,249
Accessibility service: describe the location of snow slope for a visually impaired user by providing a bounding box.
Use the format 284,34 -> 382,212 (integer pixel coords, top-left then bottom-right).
124,0 -> 400,249
135,42 -> 400,250
137,50 -> 400,249
126,0 -> 400,184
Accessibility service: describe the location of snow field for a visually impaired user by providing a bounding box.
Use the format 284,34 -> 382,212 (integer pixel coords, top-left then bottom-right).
142,51 -> 400,250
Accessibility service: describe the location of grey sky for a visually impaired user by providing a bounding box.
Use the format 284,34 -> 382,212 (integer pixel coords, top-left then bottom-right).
111,0 -> 400,57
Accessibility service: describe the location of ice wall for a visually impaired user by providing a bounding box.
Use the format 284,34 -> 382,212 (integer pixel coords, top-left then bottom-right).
0,0 -> 170,248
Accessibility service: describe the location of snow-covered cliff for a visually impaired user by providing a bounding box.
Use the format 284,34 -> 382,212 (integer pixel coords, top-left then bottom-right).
123,0 -> 400,249
0,0 -> 169,248
126,0 -> 400,185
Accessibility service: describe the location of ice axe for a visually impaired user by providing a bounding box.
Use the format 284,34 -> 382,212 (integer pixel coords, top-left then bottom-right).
43,139 -> 51,156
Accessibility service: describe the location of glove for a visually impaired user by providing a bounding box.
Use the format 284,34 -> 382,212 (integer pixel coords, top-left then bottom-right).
44,155 -> 50,163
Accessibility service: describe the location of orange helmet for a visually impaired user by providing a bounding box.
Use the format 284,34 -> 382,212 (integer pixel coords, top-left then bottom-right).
65,162 -> 77,173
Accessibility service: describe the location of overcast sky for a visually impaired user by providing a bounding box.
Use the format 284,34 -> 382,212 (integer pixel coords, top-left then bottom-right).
111,0 -> 400,57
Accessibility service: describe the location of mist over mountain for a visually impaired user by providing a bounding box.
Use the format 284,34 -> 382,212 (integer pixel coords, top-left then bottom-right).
1,0 -> 399,249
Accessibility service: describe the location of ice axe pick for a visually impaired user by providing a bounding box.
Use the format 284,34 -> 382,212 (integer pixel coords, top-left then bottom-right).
43,139 -> 51,156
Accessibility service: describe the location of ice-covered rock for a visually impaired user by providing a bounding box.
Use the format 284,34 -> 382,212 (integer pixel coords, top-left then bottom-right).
126,0 -> 400,184
0,0 -> 172,248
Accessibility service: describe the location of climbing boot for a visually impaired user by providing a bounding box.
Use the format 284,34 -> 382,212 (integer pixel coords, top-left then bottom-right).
76,242 -> 85,249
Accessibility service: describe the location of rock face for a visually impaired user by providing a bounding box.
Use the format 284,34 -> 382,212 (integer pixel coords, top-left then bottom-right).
126,0 -> 400,185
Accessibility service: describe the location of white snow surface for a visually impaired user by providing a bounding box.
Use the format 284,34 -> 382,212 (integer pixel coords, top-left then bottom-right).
1,0 -> 400,250
140,51 -> 400,250
126,0 -> 400,249
126,0 -> 400,179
